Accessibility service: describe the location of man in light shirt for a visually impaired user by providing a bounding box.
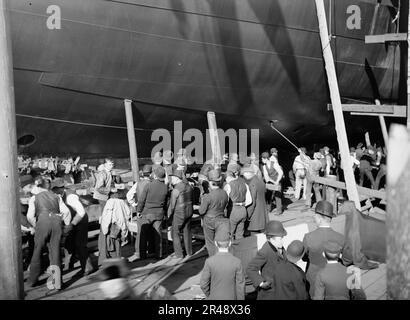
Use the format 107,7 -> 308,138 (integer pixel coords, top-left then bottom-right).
27,178 -> 71,289
292,148 -> 308,200
261,152 -> 284,215
224,164 -> 252,240
52,183 -> 91,276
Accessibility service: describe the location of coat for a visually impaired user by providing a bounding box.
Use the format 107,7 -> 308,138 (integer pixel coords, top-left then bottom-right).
246,175 -> 268,232
303,227 -> 345,296
246,242 -> 307,300
136,179 -> 169,220
200,252 -> 245,300
313,262 -> 350,300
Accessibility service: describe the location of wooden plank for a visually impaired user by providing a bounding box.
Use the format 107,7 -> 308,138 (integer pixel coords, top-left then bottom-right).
311,176 -> 386,200
365,33 -> 407,44
315,0 -> 361,209
327,103 -> 395,114
124,99 -> 139,182
207,112 -> 222,165
375,100 -> 389,149
408,6 -> 410,129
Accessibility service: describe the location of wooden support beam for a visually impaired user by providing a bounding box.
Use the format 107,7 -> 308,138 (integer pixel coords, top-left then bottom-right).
0,0 -> 24,299
124,99 -> 139,182
327,103 -> 407,117
407,6 -> 410,129
207,112 -> 222,166
365,33 -> 408,44
387,124 -> 410,299
375,100 -> 389,149
312,176 -> 386,201
315,0 -> 361,209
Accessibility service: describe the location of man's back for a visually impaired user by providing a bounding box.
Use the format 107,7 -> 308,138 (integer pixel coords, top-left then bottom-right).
137,180 -> 168,219
200,252 -> 245,300
314,262 -> 350,300
199,188 -> 228,218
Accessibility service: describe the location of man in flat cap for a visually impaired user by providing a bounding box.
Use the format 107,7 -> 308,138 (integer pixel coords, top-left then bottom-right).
128,164 -> 153,262
198,170 -> 229,256
200,223 -> 245,300
224,163 -> 252,240
136,166 -> 169,260
168,166 -> 193,258
303,200 -> 345,297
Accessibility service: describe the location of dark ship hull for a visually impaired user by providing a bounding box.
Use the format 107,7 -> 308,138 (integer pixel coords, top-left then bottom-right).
8,0 -> 406,158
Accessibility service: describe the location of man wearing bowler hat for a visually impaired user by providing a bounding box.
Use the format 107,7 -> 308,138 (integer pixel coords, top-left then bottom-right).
200,223 -> 245,300
246,220 -> 291,299
198,170 -> 229,256
136,166 -> 169,260
303,200 -> 345,297
168,166 -> 193,258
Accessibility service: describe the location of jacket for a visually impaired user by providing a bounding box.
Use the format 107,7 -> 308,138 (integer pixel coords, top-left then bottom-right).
303,227 -> 345,296
93,169 -> 113,201
198,188 -> 228,219
246,242 -> 297,300
313,262 -> 350,300
137,179 -> 169,220
100,198 -> 131,236
168,181 -> 193,218
200,252 -> 245,300
246,175 -> 268,231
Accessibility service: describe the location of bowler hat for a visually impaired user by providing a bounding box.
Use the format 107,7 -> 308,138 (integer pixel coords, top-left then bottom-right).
315,200 -> 335,218
261,152 -> 270,159
208,169 -> 222,182
153,166 -> 166,181
265,220 -> 287,237
287,240 -> 305,261
324,241 -> 343,255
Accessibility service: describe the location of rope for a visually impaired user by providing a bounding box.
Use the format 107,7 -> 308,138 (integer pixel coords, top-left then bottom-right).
269,122 -> 299,151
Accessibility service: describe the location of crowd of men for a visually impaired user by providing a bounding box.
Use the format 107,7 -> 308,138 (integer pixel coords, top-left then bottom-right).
19,145 -> 374,299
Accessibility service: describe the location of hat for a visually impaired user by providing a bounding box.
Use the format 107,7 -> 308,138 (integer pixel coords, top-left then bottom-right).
208,169 -> 222,182
142,164 -> 152,176
214,223 -> 230,242
227,163 -> 240,174
265,220 -> 287,237
299,147 -> 307,154
313,152 -> 323,160
270,148 -> 278,154
261,152 -> 270,159
323,146 -> 330,152
163,150 -> 173,164
287,240 -> 305,261
153,166 -> 166,181
241,164 -> 255,176
169,166 -> 184,180
315,200 -> 335,218
248,153 -> 257,161
324,241 -> 343,255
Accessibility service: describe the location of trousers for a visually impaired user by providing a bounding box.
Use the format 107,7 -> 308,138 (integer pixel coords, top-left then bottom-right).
202,216 -> 227,256
305,178 -> 322,207
172,214 -> 192,257
229,206 -> 247,240
294,170 -> 307,200
29,214 -> 63,288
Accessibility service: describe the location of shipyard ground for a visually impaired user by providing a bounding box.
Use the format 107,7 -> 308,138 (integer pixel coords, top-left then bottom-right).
23,198 -> 386,300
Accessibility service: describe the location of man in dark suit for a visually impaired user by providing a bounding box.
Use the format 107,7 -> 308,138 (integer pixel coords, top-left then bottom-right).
200,223 -> 245,300
168,166 -> 193,258
242,164 -> 268,234
198,170 -> 229,256
303,200 -> 345,297
137,166 -> 169,260
313,241 -> 353,300
246,220 -> 291,299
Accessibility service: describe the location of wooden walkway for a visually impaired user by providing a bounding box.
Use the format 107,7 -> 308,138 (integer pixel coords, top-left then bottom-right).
24,198 -> 386,300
